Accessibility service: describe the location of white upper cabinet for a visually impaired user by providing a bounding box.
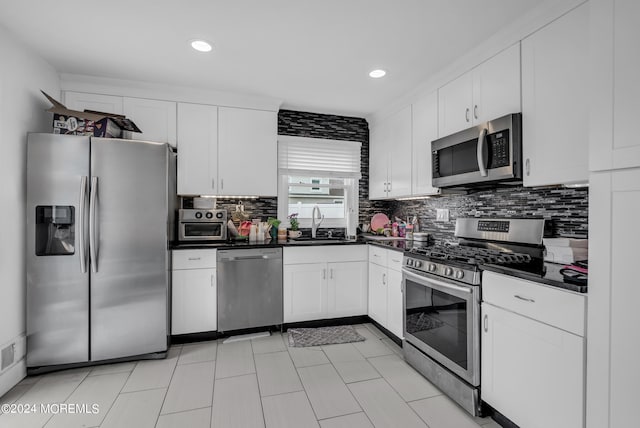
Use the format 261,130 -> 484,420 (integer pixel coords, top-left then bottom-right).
438,43 -> 521,137
368,105 -> 412,199
217,107 -> 277,196
522,2 -> 589,186
63,91 -> 123,115
177,104 -> 277,196
177,103 -> 218,195
411,91 -> 440,196
590,0 -> 640,171
123,97 -> 177,147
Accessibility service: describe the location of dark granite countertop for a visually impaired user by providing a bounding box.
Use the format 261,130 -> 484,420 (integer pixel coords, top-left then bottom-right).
172,237 -> 368,250
480,262 -> 588,294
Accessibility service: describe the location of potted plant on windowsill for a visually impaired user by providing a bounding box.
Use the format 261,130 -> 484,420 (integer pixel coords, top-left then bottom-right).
288,213 -> 301,239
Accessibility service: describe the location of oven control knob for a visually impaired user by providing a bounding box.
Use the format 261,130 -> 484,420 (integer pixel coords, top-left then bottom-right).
415,261 -> 423,268
407,259 -> 414,266
195,212 -> 203,219
428,263 -> 437,272
216,212 -> 224,219
455,270 -> 465,279
444,267 -> 453,276
205,212 -> 213,219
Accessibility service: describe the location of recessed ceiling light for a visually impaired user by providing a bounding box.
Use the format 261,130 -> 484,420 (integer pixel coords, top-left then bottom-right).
369,69 -> 387,78
190,40 -> 213,52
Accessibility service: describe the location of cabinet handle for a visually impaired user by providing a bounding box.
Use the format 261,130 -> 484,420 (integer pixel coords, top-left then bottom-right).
384,182 -> 388,193
514,294 -> 535,303
465,108 -> 470,122
322,269 -> 326,280
330,268 -> 333,279
188,257 -> 201,261
525,158 -> 530,176
388,181 -> 392,192
474,104 -> 478,120
221,178 -> 224,190
211,178 -> 215,189
211,274 -> 215,287
483,314 -> 488,332
382,273 -> 386,285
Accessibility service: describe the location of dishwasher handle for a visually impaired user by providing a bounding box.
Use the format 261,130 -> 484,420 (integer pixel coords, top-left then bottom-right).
217,249 -> 282,262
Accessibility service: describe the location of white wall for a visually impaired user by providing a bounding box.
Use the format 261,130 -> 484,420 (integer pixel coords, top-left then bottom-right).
0,23 -> 59,396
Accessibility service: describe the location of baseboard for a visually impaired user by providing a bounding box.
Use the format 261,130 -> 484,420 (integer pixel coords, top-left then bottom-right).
0,359 -> 26,399
365,317 -> 403,347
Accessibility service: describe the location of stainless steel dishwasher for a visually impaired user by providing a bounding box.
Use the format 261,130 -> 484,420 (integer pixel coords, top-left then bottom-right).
217,247 -> 283,332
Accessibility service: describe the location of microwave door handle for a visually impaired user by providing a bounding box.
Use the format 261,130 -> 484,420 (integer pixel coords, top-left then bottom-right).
477,128 -> 488,177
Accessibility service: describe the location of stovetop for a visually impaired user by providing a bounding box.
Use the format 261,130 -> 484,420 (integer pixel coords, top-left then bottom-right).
403,240 -> 545,286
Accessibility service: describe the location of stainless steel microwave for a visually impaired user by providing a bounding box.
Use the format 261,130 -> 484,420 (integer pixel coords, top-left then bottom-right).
431,113 -> 522,188
178,209 -> 227,242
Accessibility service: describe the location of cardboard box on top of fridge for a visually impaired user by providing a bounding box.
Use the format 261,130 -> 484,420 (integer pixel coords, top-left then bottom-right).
41,91 -> 141,138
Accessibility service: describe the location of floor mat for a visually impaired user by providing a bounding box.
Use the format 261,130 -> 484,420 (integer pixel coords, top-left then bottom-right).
287,325 -> 366,347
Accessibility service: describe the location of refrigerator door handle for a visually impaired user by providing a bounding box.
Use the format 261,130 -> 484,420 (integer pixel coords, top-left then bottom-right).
89,176 -> 99,273
79,176 -> 88,273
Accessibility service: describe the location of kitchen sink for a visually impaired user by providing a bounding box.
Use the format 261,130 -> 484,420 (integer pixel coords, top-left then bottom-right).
287,238 -> 355,245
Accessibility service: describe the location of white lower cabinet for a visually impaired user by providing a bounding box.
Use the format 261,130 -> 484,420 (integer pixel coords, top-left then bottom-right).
481,271 -> 585,428
283,246 -> 368,323
171,249 -> 217,335
368,246 -> 404,339
283,263 -> 327,322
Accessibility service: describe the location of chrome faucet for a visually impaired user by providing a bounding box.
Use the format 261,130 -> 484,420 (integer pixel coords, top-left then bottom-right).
311,205 -> 324,238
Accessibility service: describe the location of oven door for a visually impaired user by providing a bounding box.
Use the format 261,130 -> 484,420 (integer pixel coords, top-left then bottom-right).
402,267 -> 480,386
179,221 -> 226,241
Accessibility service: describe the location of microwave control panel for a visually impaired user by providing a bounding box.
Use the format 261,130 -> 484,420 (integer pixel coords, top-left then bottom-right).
488,130 -> 510,168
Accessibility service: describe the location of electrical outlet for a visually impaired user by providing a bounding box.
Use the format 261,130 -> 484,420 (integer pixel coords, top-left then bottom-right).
436,208 -> 450,222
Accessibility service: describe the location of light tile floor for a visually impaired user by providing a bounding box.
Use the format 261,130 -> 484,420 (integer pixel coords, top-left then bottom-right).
0,324 -> 501,428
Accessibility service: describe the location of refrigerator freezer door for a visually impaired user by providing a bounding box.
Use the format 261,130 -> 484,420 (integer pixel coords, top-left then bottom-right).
26,133 -> 90,367
89,138 -> 169,361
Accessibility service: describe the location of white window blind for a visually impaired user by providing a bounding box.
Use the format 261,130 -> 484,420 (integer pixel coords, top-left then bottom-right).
278,136 -> 362,179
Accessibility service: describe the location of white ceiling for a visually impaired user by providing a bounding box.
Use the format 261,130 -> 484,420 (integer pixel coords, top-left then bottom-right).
0,0 -> 546,117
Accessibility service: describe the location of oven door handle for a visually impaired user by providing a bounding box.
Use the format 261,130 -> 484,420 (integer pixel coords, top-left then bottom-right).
477,127 -> 488,177
402,268 -> 472,295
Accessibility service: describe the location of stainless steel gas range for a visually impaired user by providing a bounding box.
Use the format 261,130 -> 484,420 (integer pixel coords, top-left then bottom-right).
401,217 -> 545,416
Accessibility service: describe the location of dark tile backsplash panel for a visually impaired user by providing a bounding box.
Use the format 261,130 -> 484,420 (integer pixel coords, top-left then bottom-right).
184,110 -> 588,242
278,109 -> 392,226
387,186 -> 589,242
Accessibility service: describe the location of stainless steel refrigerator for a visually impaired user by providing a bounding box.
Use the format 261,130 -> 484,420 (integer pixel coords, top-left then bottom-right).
26,133 -> 176,373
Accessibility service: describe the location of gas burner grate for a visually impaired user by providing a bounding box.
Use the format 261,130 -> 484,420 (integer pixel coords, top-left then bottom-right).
408,244 -> 532,266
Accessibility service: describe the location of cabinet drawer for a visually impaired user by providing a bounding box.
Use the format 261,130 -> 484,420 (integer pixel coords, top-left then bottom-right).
387,250 -> 404,272
172,249 -> 217,270
482,271 -> 586,336
284,245 -> 367,265
368,245 -> 388,267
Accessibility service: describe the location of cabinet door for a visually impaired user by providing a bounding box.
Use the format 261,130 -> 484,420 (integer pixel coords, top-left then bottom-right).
177,103 -> 218,195
327,261 -> 367,318
369,121 -> 389,199
411,92 -> 440,196
123,97 -> 177,147
283,263 -> 327,322
218,107 -> 277,196
367,262 -> 387,326
387,105 -> 413,198
588,168 -> 640,428
522,4 -> 588,186
481,303 -> 584,428
172,268 -> 217,335
63,91 -> 123,115
386,268 -> 403,338
473,43 -> 521,124
438,72 -> 473,137
590,0 -> 640,171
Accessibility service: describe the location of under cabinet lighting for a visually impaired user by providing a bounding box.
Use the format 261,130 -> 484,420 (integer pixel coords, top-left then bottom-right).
369,69 -> 387,78
200,195 -> 259,199
396,196 -> 432,201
